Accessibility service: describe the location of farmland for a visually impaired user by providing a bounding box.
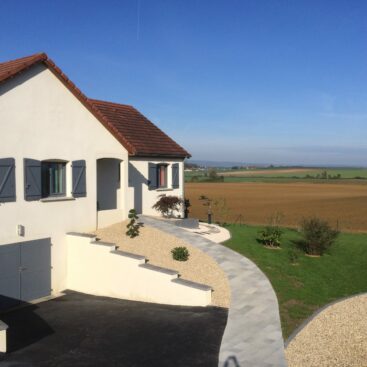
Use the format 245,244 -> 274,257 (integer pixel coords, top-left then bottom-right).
185,182 -> 367,232
185,167 -> 367,183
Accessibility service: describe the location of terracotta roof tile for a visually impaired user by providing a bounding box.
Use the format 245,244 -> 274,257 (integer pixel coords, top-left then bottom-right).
0,53 -> 190,158
88,99 -> 190,158
0,53 -> 47,83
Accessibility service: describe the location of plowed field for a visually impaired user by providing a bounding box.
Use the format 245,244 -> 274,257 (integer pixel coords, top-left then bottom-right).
186,182 -> 367,232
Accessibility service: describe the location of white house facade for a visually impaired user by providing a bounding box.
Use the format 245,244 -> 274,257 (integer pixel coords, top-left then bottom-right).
0,53 -> 190,308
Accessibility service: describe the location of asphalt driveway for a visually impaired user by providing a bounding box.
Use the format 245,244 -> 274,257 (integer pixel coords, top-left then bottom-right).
0,291 -> 227,367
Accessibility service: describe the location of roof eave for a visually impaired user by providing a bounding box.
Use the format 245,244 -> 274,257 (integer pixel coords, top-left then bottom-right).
130,152 -> 191,159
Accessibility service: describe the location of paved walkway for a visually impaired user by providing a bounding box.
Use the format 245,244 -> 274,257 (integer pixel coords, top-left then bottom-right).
181,223 -> 231,243
140,216 -> 287,367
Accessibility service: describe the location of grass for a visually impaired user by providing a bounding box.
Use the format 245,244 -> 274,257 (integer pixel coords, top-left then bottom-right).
223,224 -> 367,338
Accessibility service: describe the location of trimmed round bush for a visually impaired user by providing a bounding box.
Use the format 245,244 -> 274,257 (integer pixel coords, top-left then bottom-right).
171,246 -> 190,261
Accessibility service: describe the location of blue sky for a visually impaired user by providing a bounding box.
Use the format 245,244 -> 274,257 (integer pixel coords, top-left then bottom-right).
1,0 -> 366,165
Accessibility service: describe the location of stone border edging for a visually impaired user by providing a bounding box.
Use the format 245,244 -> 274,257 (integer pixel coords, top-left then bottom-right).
285,291 -> 367,347
140,216 -> 287,367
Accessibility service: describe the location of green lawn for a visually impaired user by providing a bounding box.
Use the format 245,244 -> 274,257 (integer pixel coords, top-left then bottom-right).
223,224 -> 367,338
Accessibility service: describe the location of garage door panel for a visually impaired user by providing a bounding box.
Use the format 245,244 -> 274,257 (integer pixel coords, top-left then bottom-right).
20,238 -> 51,302
0,244 -> 21,310
21,238 -> 51,270
0,277 -> 20,309
0,244 -> 20,276
21,269 -> 51,301
0,238 -> 51,309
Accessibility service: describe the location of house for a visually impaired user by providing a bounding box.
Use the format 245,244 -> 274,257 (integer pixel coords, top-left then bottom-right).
0,53 -> 192,308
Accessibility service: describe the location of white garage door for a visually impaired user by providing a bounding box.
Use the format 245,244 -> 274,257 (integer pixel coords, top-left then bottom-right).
0,238 -> 51,310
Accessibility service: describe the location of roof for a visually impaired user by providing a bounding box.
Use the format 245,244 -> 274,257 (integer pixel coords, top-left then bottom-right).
88,99 -> 189,158
0,53 -> 190,158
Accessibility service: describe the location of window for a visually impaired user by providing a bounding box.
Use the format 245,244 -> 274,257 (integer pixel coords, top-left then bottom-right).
157,164 -> 168,188
41,161 -> 66,197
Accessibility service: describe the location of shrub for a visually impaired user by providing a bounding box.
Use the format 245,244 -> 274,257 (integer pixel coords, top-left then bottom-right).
171,246 -> 190,261
259,226 -> 283,248
287,248 -> 299,264
297,217 -> 339,256
152,195 -> 183,217
126,209 -> 142,238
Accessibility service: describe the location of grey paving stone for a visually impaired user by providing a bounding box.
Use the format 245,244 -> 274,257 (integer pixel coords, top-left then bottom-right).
140,216 -> 287,367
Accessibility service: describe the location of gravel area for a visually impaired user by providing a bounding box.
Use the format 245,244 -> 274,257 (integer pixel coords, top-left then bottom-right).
286,294 -> 367,367
94,221 -> 230,308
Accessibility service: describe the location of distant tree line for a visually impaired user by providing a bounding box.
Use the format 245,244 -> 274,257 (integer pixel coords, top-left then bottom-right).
190,168 -> 224,183
185,162 -> 200,170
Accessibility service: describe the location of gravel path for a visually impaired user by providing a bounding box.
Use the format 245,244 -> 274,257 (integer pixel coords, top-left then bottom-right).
286,294 -> 367,367
94,221 -> 230,308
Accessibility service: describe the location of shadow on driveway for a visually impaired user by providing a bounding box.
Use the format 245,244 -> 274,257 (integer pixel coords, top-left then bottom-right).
0,291 -> 228,367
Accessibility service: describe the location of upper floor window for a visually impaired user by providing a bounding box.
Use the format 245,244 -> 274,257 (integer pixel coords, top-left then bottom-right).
41,161 -> 66,197
157,164 -> 168,188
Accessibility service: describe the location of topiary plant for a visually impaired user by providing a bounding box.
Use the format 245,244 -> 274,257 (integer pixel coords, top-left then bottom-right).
126,209 -> 142,238
171,246 -> 190,261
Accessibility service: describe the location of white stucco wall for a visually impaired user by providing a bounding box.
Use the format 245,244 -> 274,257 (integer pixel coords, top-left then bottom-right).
128,158 -> 185,216
0,64 -> 129,293
66,234 -> 211,306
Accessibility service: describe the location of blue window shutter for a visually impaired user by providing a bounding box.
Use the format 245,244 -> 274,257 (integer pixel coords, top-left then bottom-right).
0,158 -> 16,202
172,163 -> 180,189
24,159 -> 42,201
72,160 -> 86,198
148,163 -> 157,190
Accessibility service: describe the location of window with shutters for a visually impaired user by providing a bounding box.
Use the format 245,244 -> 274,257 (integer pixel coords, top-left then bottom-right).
41,161 -> 66,198
157,164 -> 168,188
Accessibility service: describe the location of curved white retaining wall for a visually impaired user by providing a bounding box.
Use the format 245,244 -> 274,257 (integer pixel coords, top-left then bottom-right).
66,233 -> 211,307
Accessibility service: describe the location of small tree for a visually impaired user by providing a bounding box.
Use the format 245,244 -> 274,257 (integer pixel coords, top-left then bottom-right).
320,170 -> 328,179
184,198 -> 191,218
213,198 -> 230,225
297,217 -> 339,256
199,195 -> 213,223
152,195 -> 183,217
126,209 -> 142,238
208,168 -> 218,181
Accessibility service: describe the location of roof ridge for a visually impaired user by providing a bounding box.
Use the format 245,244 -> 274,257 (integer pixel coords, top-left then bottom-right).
0,52 -> 47,65
88,98 -> 134,109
